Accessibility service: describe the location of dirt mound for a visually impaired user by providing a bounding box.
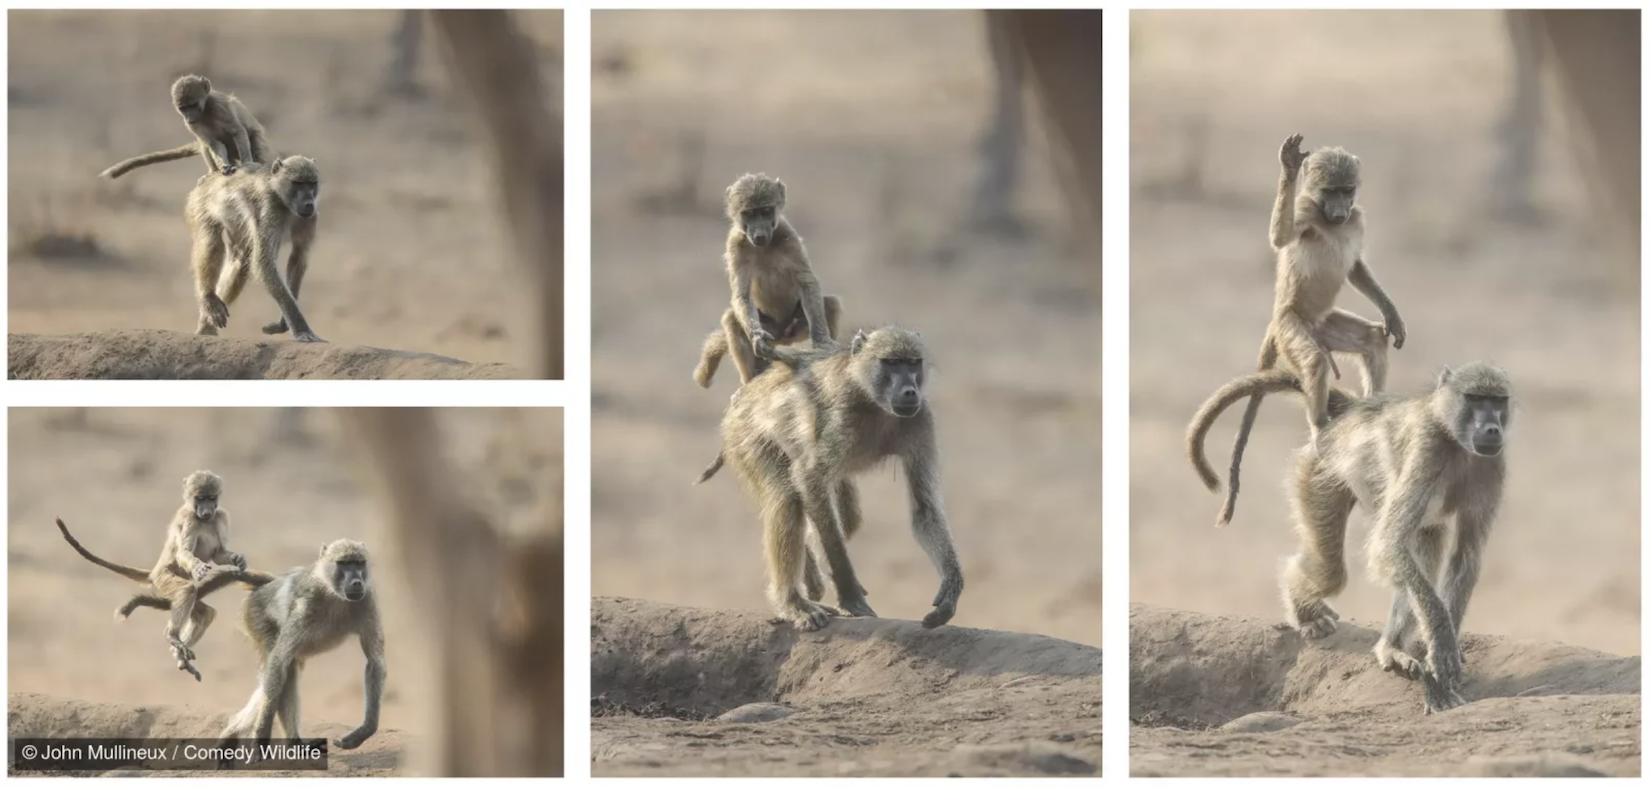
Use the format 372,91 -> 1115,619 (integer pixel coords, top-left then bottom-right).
8,330 -> 524,380
7,693 -> 406,776
590,596 -> 1102,776
1129,605 -> 1641,776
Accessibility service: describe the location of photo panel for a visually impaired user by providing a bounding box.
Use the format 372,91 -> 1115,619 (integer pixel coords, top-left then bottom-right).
7,406 -> 565,776
588,9 -> 1101,777
7,9 -> 564,380
1128,9 -> 1639,777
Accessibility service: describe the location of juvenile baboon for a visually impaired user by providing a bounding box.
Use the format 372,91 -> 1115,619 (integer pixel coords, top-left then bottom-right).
1217,134 -> 1407,527
218,539 -> 385,750
52,470 -> 248,681
698,326 -> 963,631
186,156 -> 323,342
693,173 -> 845,388
1186,363 -> 1512,715
100,74 -> 272,180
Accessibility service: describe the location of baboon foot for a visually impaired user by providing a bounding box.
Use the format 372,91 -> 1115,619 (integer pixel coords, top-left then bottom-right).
1421,673 -> 1467,715
1375,641 -> 1425,680
1291,601 -> 1340,639
177,659 -> 202,682
262,318 -> 289,335
839,598 -> 876,618
780,600 -> 836,631
169,639 -> 196,663
202,294 -> 230,329
291,330 -> 327,343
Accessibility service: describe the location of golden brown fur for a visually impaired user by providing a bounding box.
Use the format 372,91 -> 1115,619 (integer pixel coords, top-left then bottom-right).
100,74 -> 273,180
693,173 -> 844,388
1187,363 -> 1512,715
1218,134 -> 1407,526
186,156 -> 323,342
699,326 -> 963,632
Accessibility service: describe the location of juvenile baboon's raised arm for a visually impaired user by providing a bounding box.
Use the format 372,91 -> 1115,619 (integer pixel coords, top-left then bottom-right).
333,9 -> 565,778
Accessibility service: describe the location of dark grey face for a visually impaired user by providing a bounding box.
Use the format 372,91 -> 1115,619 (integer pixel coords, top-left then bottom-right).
1317,184 -> 1357,225
333,559 -> 369,602
1460,393 -> 1509,456
285,179 -> 320,219
193,494 -> 218,521
878,357 -> 926,418
741,205 -> 778,246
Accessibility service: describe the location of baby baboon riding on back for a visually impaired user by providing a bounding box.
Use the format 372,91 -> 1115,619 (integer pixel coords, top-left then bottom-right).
54,470 -> 270,681
694,173 -> 845,390
700,325 -> 964,631
101,74 -> 273,180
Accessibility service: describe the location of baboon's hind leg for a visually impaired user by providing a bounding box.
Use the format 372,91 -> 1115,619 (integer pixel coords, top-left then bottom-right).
1279,457 -> 1354,639
693,323 -> 730,388
761,487 -> 835,630
797,473 -> 874,619
822,295 -> 844,343
193,234 -> 231,335
721,308 -> 765,383
164,588 -> 205,681
1319,308 -> 1389,397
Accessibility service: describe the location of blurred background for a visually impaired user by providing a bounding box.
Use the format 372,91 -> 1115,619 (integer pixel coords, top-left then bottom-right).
7,10 -> 562,368
589,10 -> 1100,647
7,407 -> 563,770
1129,10 -> 1639,655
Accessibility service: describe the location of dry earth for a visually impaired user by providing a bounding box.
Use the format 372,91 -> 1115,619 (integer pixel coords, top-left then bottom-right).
589,10 -> 1101,775
7,407 -> 563,777
8,10 -> 562,378
1130,606 -> 1640,777
591,597 -> 1101,777
1130,11 -> 1640,776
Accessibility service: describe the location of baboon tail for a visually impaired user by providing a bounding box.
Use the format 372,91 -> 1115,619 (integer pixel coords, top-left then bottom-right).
197,566 -> 279,595
696,452 -> 725,484
1186,370 -> 1307,495
99,143 -> 199,180
694,330 -> 727,388
55,518 -> 151,583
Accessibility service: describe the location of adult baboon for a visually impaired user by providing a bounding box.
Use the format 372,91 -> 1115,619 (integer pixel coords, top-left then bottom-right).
1216,134 -> 1406,527
699,326 -> 964,632
693,173 -> 844,389
101,74 -> 272,180
218,539 -> 385,750
52,470 -> 247,681
1186,363 -> 1512,714
332,9 -> 566,778
186,156 -> 323,342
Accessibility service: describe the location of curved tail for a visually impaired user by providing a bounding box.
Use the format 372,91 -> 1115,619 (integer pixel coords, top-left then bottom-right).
696,452 -> 724,484
55,517 -> 150,583
117,566 -> 277,616
100,142 -> 199,180
1186,370 -> 1312,493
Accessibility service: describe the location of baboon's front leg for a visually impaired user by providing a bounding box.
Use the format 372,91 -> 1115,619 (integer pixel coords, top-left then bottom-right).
255,237 -> 324,343
762,491 -> 833,630
263,217 -> 316,335
903,443 -> 963,628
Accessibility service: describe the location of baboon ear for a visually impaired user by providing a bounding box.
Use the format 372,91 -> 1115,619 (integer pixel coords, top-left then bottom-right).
851,330 -> 868,355
774,179 -> 786,200
319,544 -> 329,558
1436,366 -> 1453,387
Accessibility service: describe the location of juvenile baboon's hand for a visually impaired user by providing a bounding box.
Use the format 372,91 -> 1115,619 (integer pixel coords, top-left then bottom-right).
221,165 -> 237,176
191,562 -> 211,581
226,552 -> 247,571
202,294 -> 231,330
1279,133 -> 1308,174
1383,316 -> 1406,350
751,328 -> 777,360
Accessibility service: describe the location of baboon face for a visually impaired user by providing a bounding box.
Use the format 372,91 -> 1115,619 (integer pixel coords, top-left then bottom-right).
851,327 -> 927,418
1437,363 -> 1512,457
171,76 -> 212,125
1303,148 -> 1360,226
183,470 -> 222,520
320,540 -> 371,602
271,157 -> 322,220
726,173 -> 786,247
